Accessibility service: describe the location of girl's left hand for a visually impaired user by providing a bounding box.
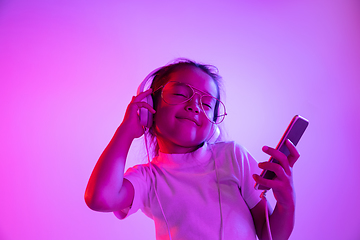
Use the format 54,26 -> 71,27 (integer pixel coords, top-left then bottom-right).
253,139 -> 300,209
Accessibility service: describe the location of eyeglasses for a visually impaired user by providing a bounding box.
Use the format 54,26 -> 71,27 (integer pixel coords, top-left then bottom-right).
155,81 -> 227,124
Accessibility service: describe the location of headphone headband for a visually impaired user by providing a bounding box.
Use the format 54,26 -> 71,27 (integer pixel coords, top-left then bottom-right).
137,67 -> 163,95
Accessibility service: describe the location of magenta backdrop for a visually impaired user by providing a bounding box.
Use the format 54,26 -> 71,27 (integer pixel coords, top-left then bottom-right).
1,0 -> 359,239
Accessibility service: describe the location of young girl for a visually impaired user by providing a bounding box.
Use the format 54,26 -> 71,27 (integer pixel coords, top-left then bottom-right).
85,59 -> 299,240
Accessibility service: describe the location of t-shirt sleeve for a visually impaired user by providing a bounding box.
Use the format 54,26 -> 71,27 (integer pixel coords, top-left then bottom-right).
235,144 -> 263,209
113,164 -> 151,220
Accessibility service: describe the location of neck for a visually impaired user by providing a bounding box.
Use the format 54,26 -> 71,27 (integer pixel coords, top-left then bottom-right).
157,137 -> 204,154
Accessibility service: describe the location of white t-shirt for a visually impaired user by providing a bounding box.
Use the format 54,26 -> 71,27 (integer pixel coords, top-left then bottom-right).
115,141 -> 263,240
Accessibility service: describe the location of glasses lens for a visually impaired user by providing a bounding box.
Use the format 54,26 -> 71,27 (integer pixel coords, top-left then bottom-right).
162,82 -> 193,104
202,96 -> 226,124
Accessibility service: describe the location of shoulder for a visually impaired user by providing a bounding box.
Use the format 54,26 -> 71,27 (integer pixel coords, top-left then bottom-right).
125,156 -> 165,178
124,162 -> 151,178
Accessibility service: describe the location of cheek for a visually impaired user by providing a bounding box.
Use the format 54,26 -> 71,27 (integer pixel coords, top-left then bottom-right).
204,109 -> 215,121
153,106 -> 174,130
204,122 -> 214,136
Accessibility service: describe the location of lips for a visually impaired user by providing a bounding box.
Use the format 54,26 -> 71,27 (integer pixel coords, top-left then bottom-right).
176,116 -> 200,126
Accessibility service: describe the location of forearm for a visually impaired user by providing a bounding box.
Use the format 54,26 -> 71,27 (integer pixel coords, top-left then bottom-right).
85,123 -> 135,210
267,202 -> 295,240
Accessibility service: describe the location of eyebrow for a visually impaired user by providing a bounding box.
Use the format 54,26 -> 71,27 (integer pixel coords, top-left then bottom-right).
189,84 -> 216,98
174,81 -> 215,97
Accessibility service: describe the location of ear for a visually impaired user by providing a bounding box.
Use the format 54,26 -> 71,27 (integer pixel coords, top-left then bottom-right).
206,125 -> 220,143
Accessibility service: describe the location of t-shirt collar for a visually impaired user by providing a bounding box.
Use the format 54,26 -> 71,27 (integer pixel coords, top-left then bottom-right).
154,142 -> 212,168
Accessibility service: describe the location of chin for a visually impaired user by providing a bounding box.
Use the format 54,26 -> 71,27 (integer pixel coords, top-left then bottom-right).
175,137 -> 207,148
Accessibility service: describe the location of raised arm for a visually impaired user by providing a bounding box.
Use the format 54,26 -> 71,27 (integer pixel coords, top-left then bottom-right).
84,89 -> 155,212
252,139 -> 299,240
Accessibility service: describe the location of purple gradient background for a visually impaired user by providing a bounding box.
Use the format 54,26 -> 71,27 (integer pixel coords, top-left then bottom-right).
1,0 -> 359,239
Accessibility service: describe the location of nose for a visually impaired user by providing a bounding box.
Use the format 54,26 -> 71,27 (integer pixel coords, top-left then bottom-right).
185,93 -> 201,113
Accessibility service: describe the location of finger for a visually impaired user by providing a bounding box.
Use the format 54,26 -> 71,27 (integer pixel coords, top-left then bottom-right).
133,88 -> 153,102
285,139 -> 300,167
253,174 -> 279,190
258,162 -> 287,181
262,146 -> 291,175
128,101 -> 156,114
134,101 -> 156,114
126,99 -> 155,117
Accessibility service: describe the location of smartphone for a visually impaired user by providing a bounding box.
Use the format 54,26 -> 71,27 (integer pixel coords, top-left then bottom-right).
255,115 -> 309,190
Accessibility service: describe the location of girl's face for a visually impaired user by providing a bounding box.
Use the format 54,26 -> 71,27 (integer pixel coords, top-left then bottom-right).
154,65 -> 218,154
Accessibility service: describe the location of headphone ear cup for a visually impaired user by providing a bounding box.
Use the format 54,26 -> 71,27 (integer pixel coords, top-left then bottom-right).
207,125 -> 220,143
137,82 -> 154,128
136,67 -> 163,128
138,95 -> 153,128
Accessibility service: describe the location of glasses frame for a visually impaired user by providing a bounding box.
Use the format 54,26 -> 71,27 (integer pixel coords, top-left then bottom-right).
154,81 -> 227,124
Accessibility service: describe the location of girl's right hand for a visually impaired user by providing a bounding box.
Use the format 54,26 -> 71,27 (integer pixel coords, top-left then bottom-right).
120,88 -> 156,139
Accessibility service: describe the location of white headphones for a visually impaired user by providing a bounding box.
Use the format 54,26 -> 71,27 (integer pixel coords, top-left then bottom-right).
136,67 -> 220,143
136,68 -> 162,128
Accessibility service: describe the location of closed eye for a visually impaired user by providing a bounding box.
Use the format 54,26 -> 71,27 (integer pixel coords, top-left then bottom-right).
173,93 -> 188,98
203,103 -> 212,109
